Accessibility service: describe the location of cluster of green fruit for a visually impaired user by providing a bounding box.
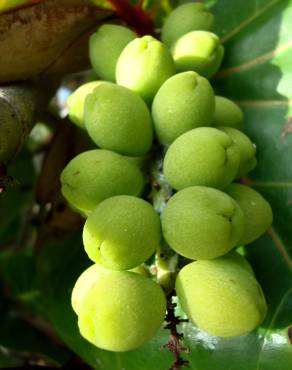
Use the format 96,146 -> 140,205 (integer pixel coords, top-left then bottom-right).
61,2 -> 273,353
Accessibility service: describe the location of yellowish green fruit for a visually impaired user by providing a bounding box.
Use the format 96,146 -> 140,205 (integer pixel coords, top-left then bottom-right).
83,195 -> 161,270
161,3 -> 214,47
60,149 -> 144,214
176,257 -> 267,337
162,186 -> 244,259
67,81 -> 106,128
71,264 -> 109,315
219,127 -> 257,177
213,96 -> 244,130
116,36 -> 176,103
78,271 -> 166,351
163,127 -> 240,190
171,31 -> 224,77
84,83 -> 153,156
152,71 -> 215,145
89,24 -> 136,82
226,184 -> 273,245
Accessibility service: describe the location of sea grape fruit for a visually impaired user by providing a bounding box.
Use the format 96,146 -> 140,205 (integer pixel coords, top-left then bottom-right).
162,186 -> 244,260
161,2 -> 214,47
78,271 -> 166,351
219,127 -> 257,177
60,149 -> 144,214
176,257 -> 267,337
171,31 -> 224,77
89,24 -> 136,82
84,83 -> 153,156
67,81 -> 106,128
71,264 -> 109,315
163,127 -> 240,190
226,184 -> 273,245
213,96 -> 244,130
116,36 -> 176,103
83,195 -> 161,270
152,71 -> 215,145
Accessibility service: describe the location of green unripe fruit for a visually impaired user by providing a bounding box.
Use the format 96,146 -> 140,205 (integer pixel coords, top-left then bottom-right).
83,195 -> 161,270
116,36 -> 176,103
219,127 -> 257,177
71,264 -> 109,315
226,184 -> 273,245
176,258 -> 267,337
67,81 -> 106,128
222,250 -> 254,275
78,271 -> 166,351
84,83 -> 153,156
162,186 -> 244,260
163,127 -> 240,190
171,31 -> 224,77
89,24 -> 136,82
60,149 -> 144,214
161,3 -> 214,47
152,71 -> 215,145
213,96 -> 244,130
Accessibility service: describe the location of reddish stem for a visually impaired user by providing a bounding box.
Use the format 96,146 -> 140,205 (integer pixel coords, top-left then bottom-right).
107,0 -> 157,36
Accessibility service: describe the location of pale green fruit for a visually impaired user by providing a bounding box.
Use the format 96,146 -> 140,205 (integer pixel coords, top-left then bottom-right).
222,250 -> 254,275
78,271 -> 166,351
71,263 -> 150,315
67,81 -> 106,128
83,195 -> 161,270
162,186 -> 244,260
152,71 -> 215,145
219,127 -> 257,177
71,264 -> 109,315
60,149 -> 144,214
176,258 -> 267,337
163,127 -> 240,190
84,83 -> 153,156
116,36 -> 176,103
161,3 -> 214,47
89,24 -> 136,82
213,96 -> 244,130
171,31 -> 224,77
226,184 -> 273,245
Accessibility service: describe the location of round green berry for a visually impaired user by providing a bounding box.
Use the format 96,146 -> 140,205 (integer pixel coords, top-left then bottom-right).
84,83 -> 153,156
152,71 -> 215,145
163,127 -> 240,190
116,36 -> 176,103
213,96 -> 244,130
78,271 -> 166,351
219,127 -> 257,177
67,81 -> 106,128
171,31 -> 224,77
89,24 -> 136,82
161,3 -> 214,47
226,184 -> 273,245
60,149 -> 144,214
71,264 -> 109,315
162,186 -> 244,260
176,257 -> 267,337
83,195 -> 161,270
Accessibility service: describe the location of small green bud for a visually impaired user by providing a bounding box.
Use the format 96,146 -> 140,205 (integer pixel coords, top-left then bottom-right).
171,31 -> 224,77
219,127 -> 257,177
89,24 -> 136,82
67,81 -> 106,128
152,71 -> 215,145
116,36 -> 176,103
213,96 -> 244,130
161,3 -> 214,47
226,184 -> 273,245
